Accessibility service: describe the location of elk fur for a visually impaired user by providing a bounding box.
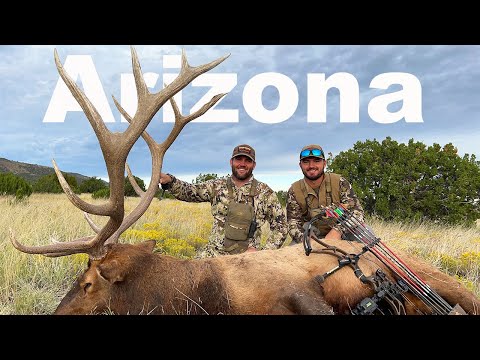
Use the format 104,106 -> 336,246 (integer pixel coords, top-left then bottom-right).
54,239 -> 480,315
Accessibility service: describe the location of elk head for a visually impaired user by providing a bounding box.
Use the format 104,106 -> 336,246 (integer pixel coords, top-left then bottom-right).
9,46 -> 229,314
54,240 -> 160,315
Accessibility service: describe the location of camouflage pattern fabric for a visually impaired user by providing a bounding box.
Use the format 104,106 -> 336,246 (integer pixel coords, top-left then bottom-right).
286,176 -> 365,244
166,175 -> 288,258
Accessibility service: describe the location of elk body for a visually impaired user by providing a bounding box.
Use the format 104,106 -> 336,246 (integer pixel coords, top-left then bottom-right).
54,239 -> 480,315
9,47 -> 480,315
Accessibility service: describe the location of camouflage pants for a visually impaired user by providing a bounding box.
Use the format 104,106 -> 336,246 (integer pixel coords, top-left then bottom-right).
195,244 -> 230,258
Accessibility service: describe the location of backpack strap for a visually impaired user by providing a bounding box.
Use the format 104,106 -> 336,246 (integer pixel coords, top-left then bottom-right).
325,173 -> 332,206
248,178 -> 258,207
293,174 -> 338,212
324,173 -> 342,206
291,179 -> 309,216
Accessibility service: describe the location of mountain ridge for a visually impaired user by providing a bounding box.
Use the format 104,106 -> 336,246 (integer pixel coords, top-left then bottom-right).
0,157 -> 93,184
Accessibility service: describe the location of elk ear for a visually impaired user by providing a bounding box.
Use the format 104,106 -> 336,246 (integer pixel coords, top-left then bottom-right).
138,240 -> 157,253
98,259 -> 126,283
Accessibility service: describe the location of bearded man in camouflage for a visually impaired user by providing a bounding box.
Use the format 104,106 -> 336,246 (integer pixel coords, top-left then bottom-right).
160,144 -> 288,257
287,144 -> 365,244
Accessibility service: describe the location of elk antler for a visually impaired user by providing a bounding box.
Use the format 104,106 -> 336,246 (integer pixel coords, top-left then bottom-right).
10,46 -> 229,260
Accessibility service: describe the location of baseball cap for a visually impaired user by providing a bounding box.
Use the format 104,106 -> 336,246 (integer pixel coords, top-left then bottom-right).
300,144 -> 325,160
231,144 -> 256,161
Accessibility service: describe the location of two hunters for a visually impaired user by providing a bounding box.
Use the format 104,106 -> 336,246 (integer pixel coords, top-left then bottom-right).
160,143 -> 364,256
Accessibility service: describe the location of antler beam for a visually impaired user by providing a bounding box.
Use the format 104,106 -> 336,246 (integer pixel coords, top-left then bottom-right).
10,46 -> 229,259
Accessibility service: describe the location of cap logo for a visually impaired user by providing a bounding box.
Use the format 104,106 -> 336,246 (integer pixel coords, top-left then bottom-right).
238,146 -> 251,153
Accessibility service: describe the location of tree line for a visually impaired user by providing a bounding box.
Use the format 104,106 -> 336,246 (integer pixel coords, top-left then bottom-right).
2,137 -> 479,226
192,138 -> 480,226
0,172 -> 154,199
328,137 -> 480,226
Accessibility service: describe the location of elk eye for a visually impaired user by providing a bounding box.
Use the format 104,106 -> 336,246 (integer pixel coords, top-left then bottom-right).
83,283 -> 92,293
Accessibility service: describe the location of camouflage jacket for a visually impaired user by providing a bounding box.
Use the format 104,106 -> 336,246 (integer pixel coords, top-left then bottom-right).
286,175 -> 365,244
164,175 -> 288,257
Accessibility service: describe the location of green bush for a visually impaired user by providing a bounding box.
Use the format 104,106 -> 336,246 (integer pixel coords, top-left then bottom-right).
33,172 -> 79,194
329,137 -> 480,225
92,188 -> 110,199
124,175 -> 146,197
79,176 -> 107,193
155,188 -> 176,200
0,173 -> 33,199
91,175 -> 147,199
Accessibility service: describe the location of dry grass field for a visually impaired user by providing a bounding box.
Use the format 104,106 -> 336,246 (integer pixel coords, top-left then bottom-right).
1,193 -> 479,314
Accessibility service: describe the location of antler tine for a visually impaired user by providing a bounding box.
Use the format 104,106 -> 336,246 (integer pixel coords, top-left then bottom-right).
130,46 -> 148,101
54,49 -> 111,149
122,48 -> 230,152
84,212 -> 101,234
106,88 -> 227,244
160,92 -> 227,152
9,213 -> 124,259
52,159 -> 112,215
126,163 -> 146,198
9,228 -> 98,258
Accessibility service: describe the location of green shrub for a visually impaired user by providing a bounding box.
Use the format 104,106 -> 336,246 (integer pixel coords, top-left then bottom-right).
79,177 -> 107,193
0,173 -> 33,199
92,188 -> 110,199
33,173 -> 79,194
125,175 -> 146,197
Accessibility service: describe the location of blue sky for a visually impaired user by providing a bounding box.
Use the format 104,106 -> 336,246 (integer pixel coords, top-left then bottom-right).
1,45 -> 479,191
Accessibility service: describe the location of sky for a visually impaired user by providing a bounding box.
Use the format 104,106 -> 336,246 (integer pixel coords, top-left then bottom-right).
1,45 -> 479,191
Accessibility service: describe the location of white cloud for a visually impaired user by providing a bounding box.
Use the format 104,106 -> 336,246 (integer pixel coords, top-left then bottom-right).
1,45 -> 479,193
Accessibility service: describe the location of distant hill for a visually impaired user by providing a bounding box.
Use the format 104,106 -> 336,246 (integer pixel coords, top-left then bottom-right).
0,157 -> 96,185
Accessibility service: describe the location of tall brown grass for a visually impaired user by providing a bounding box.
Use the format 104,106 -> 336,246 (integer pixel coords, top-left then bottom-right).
1,194 -> 479,314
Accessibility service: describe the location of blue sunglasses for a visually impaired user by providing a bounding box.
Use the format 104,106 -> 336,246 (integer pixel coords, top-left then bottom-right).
300,149 -> 324,158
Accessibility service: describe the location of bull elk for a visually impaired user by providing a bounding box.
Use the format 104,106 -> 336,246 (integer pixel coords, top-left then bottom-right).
9,47 -> 480,315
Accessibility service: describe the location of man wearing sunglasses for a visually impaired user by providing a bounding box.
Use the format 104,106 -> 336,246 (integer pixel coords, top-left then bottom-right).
159,144 -> 288,257
286,144 -> 365,244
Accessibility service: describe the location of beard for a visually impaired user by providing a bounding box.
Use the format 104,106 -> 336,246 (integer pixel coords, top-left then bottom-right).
232,165 -> 254,181
302,167 -> 324,181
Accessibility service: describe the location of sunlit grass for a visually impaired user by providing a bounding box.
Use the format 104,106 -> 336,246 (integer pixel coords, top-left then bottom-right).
368,216 -> 480,297
1,194 -> 479,314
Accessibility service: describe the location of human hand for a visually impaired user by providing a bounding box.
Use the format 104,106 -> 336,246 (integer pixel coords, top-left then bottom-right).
159,173 -> 173,185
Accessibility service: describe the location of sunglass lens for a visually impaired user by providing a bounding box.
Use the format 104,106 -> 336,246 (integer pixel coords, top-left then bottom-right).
300,149 -> 323,158
300,150 -> 311,157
